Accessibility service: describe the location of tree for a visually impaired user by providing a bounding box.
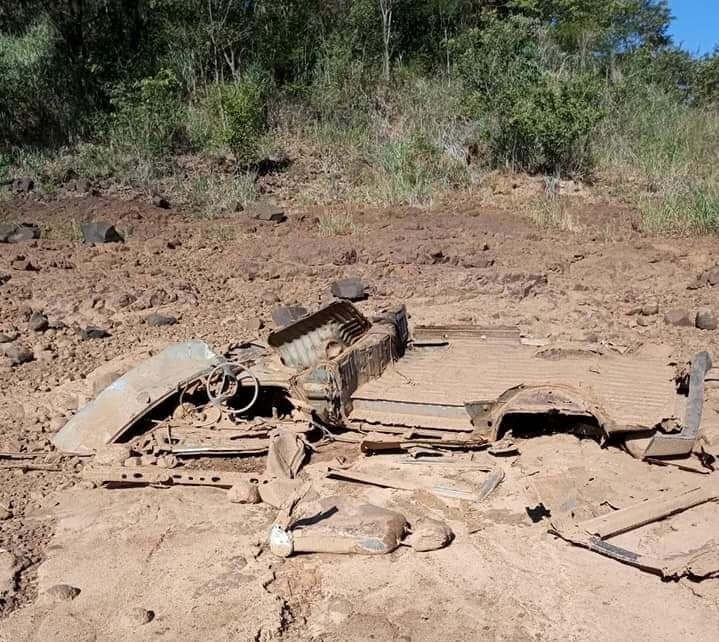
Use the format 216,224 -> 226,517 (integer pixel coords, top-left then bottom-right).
379,0 -> 393,81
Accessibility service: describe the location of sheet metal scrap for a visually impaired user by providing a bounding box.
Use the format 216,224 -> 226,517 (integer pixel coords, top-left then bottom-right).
349,325 -> 713,461
549,483 -> 719,579
53,341 -> 222,455
82,464 -> 259,489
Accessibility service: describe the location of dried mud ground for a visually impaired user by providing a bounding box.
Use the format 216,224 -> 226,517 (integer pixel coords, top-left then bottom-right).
1,191 -> 719,642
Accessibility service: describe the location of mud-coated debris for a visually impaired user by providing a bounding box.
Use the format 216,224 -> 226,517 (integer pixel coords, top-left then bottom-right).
95,445 -> 132,466
156,454 -> 178,469
247,201 -> 286,223
152,194 -> 171,209
29,312 -> 49,332
124,607 -> 155,626
145,313 -> 177,327
81,221 -> 124,244
405,518 -> 454,552
123,457 -> 142,467
46,583 -> 81,601
2,343 -> 34,366
331,277 -> 367,301
0,273 -> 10,285
1,222 -> 40,243
12,177 -> 34,193
0,549 -> 17,599
696,307 -> 718,331
80,326 -> 111,340
0,503 -> 11,520
139,454 -> 158,466
664,308 -> 695,327
510,273 -> 547,299
688,266 -> 719,289
271,305 -> 308,327
227,480 -> 261,504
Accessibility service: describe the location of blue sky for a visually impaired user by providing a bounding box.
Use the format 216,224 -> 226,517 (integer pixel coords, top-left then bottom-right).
669,1 -> 718,55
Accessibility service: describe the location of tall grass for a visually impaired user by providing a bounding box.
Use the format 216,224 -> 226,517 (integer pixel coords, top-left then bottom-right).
598,86 -> 719,233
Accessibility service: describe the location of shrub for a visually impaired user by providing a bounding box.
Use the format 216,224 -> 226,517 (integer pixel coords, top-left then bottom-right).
187,76 -> 267,163
0,20 -> 81,148
107,69 -> 184,159
454,16 -> 602,175
370,133 -> 469,206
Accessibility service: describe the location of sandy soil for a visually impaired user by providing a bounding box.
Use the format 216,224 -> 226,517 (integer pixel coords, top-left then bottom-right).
1,189 -> 719,641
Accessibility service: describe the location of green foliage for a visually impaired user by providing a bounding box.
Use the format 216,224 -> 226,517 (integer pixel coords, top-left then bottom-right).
371,133 -> 469,205
455,17 -> 601,174
188,77 -> 267,163
107,70 -> 184,159
0,20 -> 78,147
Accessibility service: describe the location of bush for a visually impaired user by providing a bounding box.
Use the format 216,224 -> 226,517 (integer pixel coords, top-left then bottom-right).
454,16 -> 602,175
107,70 -> 184,159
370,133 -> 469,206
187,76 -> 267,163
0,20 -> 81,148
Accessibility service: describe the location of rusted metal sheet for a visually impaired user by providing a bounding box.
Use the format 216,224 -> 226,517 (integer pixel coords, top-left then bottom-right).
53,341 -> 222,455
82,464 -> 258,488
268,300 -> 371,370
350,331 -> 685,438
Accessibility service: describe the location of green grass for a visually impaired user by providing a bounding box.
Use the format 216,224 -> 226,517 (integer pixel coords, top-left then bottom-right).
186,172 -> 257,217
317,210 -> 357,237
639,185 -> 719,234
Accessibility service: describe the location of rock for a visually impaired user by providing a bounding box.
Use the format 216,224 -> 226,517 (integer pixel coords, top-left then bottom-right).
688,266 -> 719,289
72,178 -> 92,193
123,607 -> 155,626
0,273 -> 10,285
0,549 -> 17,599
640,302 -> 659,316
152,194 -> 171,209
1,222 -> 40,243
81,222 -> 124,244
405,518 -> 454,552
95,445 -> 132,466
509,273 -> 547,299
2,343 -> 34,366
145,313 -> 177,327
80,326 -> 111,340
664,308 -> 695,327
46,584 -> 81,602
333,248 -> 358,266
12,177 -> 34,193
429,249 -> 449,265
330,277 -> 367,301
29,312 -> 49,332
227,481 -> 261,504
247,201 -> 286,223
461,255 -> 494,269
149,288 -> 172,307
271,305 -> 307,327
0,503 -> 11,520
0,331 -> 18,343
696,307 -> 718,331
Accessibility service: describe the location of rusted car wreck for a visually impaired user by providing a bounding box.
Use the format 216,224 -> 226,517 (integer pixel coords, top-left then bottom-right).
52,301 -> 718,576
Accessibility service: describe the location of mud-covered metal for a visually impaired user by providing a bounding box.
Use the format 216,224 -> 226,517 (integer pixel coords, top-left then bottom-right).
53,341 -> 222,455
